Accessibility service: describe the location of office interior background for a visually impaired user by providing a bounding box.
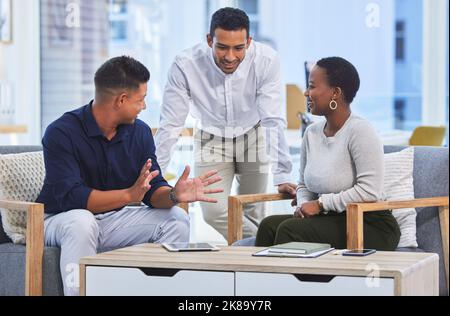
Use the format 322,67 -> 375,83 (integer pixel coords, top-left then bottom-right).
0,0 -> 448,242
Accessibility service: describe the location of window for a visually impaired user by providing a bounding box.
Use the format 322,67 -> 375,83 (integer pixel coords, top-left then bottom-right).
41,0 -> 207,132
109,0 -> 128,41
237,0 -> 258,14
237,0 -> 260,39
394,99 -> 406,130
110,0 -> 127,14
39,0 -> 448,140
396,21 -> 406,62
40,0 -> 109,134
252,0 -> 433,133
446,0 -> 449,145
109,20 -> 127,40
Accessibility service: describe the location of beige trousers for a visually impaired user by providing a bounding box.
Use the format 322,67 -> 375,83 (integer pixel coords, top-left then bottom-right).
194,124 -> 269,240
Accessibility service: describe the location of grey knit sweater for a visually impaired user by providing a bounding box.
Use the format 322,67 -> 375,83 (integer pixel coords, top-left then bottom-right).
296,114 -> 384,213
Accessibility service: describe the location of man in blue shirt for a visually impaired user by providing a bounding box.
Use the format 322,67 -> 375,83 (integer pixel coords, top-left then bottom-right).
37,56 -> 222,296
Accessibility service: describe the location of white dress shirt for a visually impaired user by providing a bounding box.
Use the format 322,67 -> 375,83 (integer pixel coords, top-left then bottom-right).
155,41 -> 292,185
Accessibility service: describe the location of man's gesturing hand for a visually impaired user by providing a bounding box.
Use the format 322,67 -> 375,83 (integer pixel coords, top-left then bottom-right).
127,159 -> 160,203
173,166 -> 223,203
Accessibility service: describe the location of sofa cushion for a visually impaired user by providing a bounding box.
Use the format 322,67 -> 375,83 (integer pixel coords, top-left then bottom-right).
0,146 -> 42,244
0,146 -> 43,155
396,247 -> 425,253
0,152 -> 45,244
0,244 -> 63,296
411,146 -> 448,296
383,147 -> 417,248
0,214 -> 12,244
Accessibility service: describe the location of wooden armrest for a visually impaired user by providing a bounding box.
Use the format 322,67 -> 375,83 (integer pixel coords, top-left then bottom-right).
228,193 -> 292,245
346,197 -> 449,292
0,200 -> 44,296
347,197 -> 449,213
0,200 -> 43,211
347,197 -> 449,249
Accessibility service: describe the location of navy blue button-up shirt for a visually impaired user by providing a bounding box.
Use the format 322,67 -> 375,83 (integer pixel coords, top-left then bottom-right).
36,102 -> 170,214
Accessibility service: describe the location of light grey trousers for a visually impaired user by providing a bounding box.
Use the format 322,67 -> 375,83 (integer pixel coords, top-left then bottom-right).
194,124 -> 269,240
44,206 -> 190,296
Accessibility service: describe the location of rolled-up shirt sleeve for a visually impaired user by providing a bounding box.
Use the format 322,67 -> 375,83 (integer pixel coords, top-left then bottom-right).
142,126 -> 172,208
155,61 -> 191,174
257,53 -> 293,186
40,125 -> 93,212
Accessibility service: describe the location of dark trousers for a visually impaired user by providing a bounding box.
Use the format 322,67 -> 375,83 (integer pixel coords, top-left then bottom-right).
255,211 -> 401,251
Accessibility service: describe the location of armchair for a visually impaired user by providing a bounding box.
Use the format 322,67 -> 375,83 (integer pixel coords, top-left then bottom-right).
0,145 -> 57,296
228,195 -> 448,288
0,145 -> 188,296
228,146 -> 449,295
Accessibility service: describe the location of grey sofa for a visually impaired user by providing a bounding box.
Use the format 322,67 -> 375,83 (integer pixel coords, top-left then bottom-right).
1,145 -> 448,296
231,146 -> 449,296
0,144 -> 191,296
0,145 -> 63,296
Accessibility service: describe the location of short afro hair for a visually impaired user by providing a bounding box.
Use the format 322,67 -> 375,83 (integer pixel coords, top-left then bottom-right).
316,57 -> 360,104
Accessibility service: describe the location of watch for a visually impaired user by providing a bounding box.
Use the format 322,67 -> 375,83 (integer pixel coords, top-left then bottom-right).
169,188 -> 179,205
318,196 -> 324,211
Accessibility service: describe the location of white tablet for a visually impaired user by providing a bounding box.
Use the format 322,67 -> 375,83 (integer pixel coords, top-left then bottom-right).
162,242 -> 220,252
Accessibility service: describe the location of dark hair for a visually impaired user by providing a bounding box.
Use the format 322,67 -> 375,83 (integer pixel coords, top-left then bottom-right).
210,7 -> 250,38
316,57 -> 360,104
94,56 -> 150,94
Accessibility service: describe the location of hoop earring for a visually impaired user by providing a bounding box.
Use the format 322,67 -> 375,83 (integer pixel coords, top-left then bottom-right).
329,100 -> 338,111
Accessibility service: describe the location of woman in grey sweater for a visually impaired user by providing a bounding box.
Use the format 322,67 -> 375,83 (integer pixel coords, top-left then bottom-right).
256,57 -> 401,251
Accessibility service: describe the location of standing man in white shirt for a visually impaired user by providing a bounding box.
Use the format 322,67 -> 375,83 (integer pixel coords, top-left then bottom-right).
156,7 -> 296,240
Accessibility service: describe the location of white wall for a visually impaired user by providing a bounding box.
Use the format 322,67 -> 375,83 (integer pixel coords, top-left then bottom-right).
0,0 -> 40,145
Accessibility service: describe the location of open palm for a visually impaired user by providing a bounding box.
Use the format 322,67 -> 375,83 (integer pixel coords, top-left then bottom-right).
173,166 -> 223,203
